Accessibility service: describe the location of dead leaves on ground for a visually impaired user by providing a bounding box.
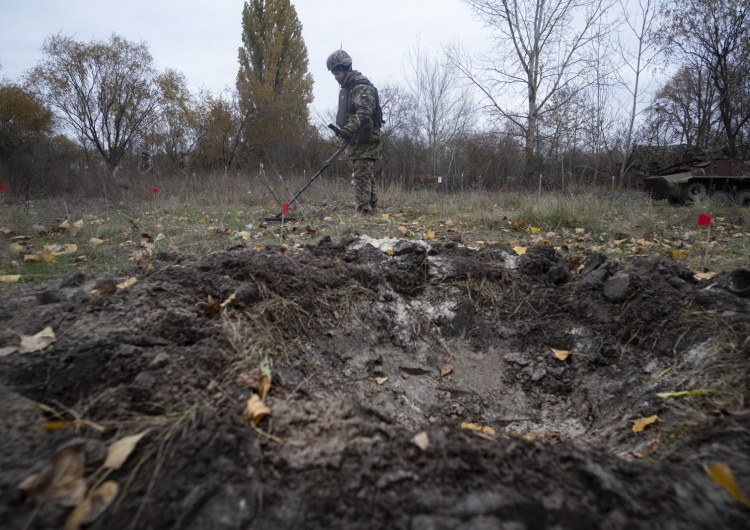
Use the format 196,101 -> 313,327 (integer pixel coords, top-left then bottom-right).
632,415 -> 659,433
18,429 -> 150,528
705,462 -> 750,508
1,326 -> 57,356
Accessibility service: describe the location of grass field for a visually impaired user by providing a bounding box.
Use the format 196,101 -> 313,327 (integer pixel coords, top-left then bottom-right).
2,174 -> 749,284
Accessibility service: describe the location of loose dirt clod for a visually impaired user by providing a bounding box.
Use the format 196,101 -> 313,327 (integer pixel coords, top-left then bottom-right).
1,236 -> 749,529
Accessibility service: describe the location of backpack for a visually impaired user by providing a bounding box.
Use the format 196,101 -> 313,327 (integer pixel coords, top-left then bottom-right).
352,79 -> 385,129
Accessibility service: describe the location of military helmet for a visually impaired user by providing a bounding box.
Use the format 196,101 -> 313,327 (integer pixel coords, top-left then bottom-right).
326,50 -> 352,71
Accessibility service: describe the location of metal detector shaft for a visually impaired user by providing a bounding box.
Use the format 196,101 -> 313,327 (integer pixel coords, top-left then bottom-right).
284,122 -> 364,208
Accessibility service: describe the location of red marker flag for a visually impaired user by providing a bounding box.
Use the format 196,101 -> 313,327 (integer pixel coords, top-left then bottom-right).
281,202 -> 289,216
697,213 -> 712,226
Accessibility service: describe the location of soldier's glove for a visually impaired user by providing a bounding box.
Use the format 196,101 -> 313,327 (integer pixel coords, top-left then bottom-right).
337,127 -> 353,141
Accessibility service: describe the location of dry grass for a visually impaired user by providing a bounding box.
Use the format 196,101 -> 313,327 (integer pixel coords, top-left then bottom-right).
1,172 -> 749,285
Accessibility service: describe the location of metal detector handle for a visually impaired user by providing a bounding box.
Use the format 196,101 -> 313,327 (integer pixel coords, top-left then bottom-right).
328,123 -> 341,135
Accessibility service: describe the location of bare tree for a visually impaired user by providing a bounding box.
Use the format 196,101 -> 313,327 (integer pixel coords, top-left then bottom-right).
403,39 -> 475,176
27,33 -> 161,172
449,0 -> 614,184
616,0 -> 664,184
661,0 -> 750,156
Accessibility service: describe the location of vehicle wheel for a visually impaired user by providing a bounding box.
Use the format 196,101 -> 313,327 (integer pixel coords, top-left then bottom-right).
710,190 -> 734,205
683,182 -> 708,202
738,190 -> 750,207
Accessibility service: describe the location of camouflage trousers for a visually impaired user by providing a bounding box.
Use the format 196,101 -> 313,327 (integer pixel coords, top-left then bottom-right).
350,158 -> 378,212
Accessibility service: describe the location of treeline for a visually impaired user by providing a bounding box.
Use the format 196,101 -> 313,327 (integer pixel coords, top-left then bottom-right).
2,0 -> 750,199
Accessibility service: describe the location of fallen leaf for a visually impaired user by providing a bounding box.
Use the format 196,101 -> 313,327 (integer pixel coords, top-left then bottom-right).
103,430 -> 150,470
24,254 -> 41,263
65,481 -> 119,530
632,415 -> 659,433
0,275 -> 21,282
671,249 -> 688,260
694,271 -> 717,281
440,363 -> 454,377
551,348 -> 571,361
460,422 -> 496,436
220,292 -> 237,309
413,431 -> 430,451
90,283 -> 117,295
73,220 -> 84,229
529,226 -> 540,234
116,277 -> 137,289
89,238 -> 106,246
18,326 -> 57,353
705,462 -> 750,508
18,444 -> 87,507
41,250 -> 56,263
513,246 -> 527,256
375,376 -> 388,385
424,228 -> 435,240
0,345 -> 19,356
243,393 -> 270,426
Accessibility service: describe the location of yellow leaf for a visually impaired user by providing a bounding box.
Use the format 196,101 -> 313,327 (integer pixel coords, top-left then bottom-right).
89,238 -> 106,246
575,228 -> 585,235
413,431 -> 430,451
512,220 -> 522,229
65,481 -> 119,530
513,246 -> 527,256
375,377 -> 388,385
103,430 -> 150,470
243,393 -> 270,426
705,462 -> 750,508
551,348 -> 571,361
73,220 -> 84,229
0,275 -> 21,282
10,242 -> 27,252
23,254 -> 41,263
424,228 -> 435,240
220,292 -> 237,309
440,363 -> 454,377
694,271 -> 717,280
632,415 -> 659,433
380,213 -> 390,220
116,277 -> 137,289
18,326 -> 56,353
529,226 -> 540,234
671,249 -> 689,260
460,422 -> 496,436
384,248 -> 394,256
59,220 -> 70,229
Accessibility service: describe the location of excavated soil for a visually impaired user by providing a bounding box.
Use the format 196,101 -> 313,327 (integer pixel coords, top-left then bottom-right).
1,234 -> 750,529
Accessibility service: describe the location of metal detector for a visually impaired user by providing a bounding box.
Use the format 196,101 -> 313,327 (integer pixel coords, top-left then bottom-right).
263,122 -> 365,222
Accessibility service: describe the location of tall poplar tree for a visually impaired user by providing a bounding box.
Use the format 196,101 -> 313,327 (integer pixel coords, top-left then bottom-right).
237,0 -> 313,158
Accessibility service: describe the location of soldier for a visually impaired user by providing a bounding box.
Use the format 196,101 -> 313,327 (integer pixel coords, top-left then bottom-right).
327,50 -> 383,213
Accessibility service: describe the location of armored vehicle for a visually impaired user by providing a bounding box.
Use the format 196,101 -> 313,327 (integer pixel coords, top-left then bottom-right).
643,158 -> 750,205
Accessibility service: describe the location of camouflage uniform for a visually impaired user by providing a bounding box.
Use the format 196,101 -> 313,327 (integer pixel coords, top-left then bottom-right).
335,70 -> 383,212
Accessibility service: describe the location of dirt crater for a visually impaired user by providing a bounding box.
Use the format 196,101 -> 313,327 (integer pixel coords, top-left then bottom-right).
1,236 -> 749,529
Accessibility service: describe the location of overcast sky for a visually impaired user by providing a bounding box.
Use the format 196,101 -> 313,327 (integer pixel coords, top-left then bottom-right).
0,0 -> 490,119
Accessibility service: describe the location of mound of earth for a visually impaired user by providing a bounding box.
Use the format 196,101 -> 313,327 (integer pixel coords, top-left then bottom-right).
1,235 -> 749,529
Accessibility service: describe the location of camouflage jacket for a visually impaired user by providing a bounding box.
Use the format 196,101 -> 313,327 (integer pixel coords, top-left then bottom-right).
336,71 -> 382,161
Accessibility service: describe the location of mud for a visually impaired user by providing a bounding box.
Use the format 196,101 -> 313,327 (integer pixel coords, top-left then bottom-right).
1,235 -> 749,529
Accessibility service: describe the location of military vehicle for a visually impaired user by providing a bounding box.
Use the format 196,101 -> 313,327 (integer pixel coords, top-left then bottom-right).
643,157 -> 750,205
